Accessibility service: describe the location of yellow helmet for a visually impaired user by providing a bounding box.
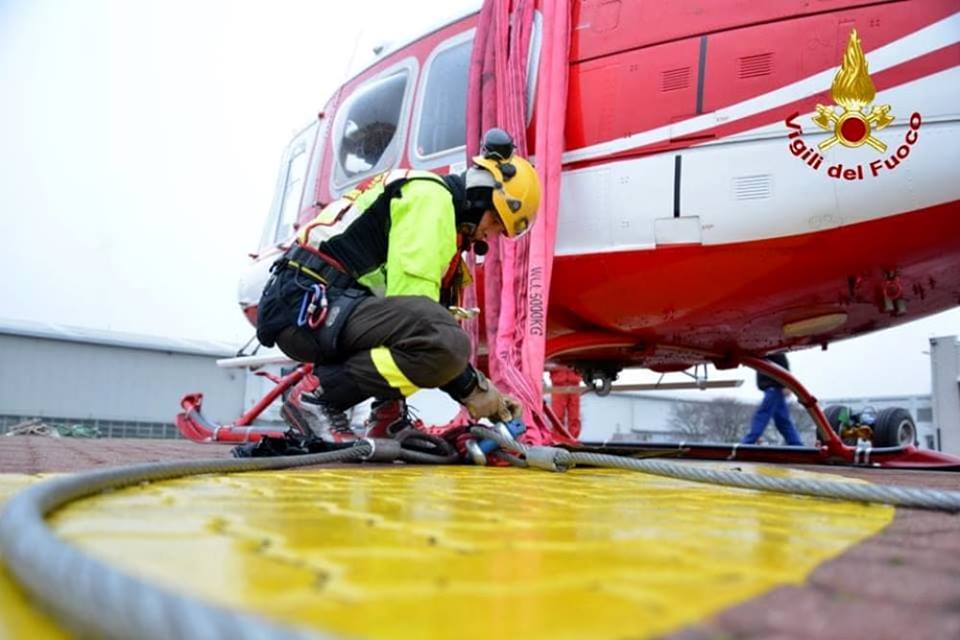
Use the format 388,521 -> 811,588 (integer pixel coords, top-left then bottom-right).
467,133 -> 542,238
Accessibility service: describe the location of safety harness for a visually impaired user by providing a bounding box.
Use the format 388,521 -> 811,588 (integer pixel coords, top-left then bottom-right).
278,170 -> 471,310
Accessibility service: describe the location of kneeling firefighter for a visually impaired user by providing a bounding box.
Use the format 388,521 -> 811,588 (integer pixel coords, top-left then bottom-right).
256,129 -> 541,442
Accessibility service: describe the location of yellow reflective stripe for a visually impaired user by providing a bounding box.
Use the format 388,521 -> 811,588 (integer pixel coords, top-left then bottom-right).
370,347 -> 419,397
286,260 -> 328,285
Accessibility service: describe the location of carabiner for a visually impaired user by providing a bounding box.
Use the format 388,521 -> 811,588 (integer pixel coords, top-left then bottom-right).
297,284 -> 328,329
464,419 -> 527,465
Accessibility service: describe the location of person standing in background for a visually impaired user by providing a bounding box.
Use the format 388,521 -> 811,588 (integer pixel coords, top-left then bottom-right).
741,353 -> 804,446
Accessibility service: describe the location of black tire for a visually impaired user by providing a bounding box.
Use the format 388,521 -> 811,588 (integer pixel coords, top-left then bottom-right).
873,407 -> 917,447
823,405 -> 852,443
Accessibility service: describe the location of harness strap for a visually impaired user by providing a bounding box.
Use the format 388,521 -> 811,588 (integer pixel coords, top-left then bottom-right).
281,245 -> 358,290
286,260 -> 329,285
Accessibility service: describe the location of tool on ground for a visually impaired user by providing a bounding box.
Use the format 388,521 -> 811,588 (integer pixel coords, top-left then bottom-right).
448,306 -> 481,321
464,419 -> 526,465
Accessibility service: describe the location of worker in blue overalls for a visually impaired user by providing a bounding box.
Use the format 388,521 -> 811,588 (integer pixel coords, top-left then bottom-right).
741,353 -> 804,446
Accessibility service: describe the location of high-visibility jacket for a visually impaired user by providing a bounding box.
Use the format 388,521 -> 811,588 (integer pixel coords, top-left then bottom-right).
296,169 -> 462,303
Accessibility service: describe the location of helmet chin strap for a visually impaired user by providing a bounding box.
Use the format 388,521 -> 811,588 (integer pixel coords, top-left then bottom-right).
458,185 -> 494,255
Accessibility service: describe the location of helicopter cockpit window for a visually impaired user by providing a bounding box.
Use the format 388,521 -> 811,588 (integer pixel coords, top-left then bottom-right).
277,146 -> 308,241
333,69 -> 410,188
258,120 -> 317,250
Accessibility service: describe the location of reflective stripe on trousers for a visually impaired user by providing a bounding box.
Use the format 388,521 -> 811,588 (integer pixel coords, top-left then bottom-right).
278,296 -> 470,411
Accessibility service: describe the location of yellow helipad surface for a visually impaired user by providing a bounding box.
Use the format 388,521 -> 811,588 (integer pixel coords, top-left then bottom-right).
1,466 -> 893,639
0,474 -> 67,640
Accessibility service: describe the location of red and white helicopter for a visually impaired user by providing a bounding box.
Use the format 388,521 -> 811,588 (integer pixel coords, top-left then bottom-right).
178,0 -> 960,468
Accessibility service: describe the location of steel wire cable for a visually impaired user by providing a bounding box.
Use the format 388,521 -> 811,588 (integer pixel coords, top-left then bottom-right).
469,427 -> 960,512
398,449 -> 461,464
5,428 -> 958,640
0,446 -> 376,640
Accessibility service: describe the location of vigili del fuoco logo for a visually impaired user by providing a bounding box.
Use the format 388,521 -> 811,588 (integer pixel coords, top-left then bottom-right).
784,29 -> 922,180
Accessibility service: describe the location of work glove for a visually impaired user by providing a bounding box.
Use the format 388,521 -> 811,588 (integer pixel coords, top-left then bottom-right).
461,370 -> 523,422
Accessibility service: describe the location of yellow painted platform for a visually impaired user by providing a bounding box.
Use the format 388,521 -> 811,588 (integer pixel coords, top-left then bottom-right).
1,465 -> 893,639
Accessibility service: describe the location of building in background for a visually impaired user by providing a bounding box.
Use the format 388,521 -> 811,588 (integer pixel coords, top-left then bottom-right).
3,320 -> 957,452
930,335 -> 960,455
579,392 -> 708,443
0,319 -> 247,438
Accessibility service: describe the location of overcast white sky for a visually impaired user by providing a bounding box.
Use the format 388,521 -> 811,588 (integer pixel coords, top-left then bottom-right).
0,0 -> 478,340
1,0 -> 957,404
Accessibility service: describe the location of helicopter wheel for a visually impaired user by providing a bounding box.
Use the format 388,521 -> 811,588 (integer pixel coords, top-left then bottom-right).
588,375 -> 613,396
873,407 -> 917,447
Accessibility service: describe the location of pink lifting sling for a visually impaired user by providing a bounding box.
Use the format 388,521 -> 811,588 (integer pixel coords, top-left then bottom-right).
465,0 -> 573,445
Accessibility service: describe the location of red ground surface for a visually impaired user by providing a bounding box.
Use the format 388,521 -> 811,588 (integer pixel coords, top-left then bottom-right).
1,436 -> 958,640
670,465 -> 960,640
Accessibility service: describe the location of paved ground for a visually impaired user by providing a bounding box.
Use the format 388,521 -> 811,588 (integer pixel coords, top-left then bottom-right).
669,465 -> 960,640
0,436 -> 225,473
1,436 -> 958,639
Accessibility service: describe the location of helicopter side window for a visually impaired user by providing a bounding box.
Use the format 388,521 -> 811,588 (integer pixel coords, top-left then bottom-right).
332,67 -> 412,190
411,15 -> 540,171
414,39 -> 471,160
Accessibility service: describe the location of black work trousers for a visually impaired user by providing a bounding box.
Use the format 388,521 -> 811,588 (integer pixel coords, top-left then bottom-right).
276,296 -> 470,411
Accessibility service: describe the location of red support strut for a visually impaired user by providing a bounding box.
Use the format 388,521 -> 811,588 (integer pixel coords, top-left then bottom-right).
739,356 -> 960,469
175,365 -> 312,443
